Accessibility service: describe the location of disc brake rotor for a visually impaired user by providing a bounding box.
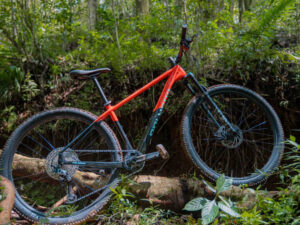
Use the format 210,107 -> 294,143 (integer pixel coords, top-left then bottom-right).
215,125 -> 243,149
45,147 -> 79,180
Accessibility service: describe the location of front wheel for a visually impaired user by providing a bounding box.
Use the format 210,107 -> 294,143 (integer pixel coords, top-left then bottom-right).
180,84 -> 284,186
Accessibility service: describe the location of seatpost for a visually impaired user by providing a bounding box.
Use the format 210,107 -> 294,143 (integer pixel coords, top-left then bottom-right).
92,77 -> 111,106
92,77 -> 134,150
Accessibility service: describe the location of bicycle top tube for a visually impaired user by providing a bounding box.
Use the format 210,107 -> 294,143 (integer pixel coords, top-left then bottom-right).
94,65 -> 187,122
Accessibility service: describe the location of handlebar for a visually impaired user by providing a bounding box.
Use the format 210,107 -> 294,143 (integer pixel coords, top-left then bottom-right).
181,24 -> 187,42
168,24 -> 196,66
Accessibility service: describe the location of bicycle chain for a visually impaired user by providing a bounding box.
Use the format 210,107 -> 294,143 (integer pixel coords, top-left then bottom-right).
65,149 -> 144,203
74,149 -> 137,153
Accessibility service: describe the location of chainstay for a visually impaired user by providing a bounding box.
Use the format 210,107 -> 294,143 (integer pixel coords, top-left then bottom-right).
69,149 -> 144,203
71,176 -> 120,203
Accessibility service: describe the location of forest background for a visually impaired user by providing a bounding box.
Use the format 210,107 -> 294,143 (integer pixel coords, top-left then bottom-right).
0,0 -> 299,177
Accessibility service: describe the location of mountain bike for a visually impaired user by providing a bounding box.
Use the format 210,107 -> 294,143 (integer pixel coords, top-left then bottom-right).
0,24 -> 284,224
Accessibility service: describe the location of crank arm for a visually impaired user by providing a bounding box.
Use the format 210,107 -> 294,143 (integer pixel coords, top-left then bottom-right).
135,152 -> 160,163
135,144 -> 170,163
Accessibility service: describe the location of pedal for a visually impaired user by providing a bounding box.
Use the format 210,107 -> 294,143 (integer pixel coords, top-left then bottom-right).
156,144 -> 169,160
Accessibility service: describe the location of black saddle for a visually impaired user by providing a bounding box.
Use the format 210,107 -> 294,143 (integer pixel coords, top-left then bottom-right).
70,68 -> 111,80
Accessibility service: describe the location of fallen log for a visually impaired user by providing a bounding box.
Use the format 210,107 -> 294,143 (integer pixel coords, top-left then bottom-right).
0,175 -> 15,225
5,150 -> 109,190
0,150 -> 281,211
128,175 -> 279,210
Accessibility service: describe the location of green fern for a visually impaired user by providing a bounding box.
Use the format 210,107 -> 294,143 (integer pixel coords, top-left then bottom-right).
0,66 -> 24,103
257,0 -> 295,32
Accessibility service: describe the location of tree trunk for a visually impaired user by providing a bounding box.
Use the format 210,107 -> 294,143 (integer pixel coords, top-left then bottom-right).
88,0 -> 98,30
112,0 -> 122,56
244,0 -> 252,11
136,0 -> 149,16
238,0 -> 245,23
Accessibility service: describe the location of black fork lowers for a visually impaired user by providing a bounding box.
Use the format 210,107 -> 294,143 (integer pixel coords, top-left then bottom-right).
183,72 -> 237,133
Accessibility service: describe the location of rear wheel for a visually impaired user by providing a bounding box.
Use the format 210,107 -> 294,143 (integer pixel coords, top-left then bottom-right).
0,107 -> 121,224
181,84 -> 284,186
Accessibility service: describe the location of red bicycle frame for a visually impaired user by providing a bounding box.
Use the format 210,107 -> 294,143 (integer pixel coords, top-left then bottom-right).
94,65 -> 187,122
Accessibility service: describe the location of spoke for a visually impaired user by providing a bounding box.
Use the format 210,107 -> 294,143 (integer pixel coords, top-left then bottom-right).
16,174 -> 50,191
26,135 -> 52,152
239,108 -> 258,127
20,143 -> 44,158
243,139 -> 274,146
83,135 -> 103,150
235,149 -> 246,177
238,99 -> 247,126
243,121 -> 267,133
201,137 -> 223,141
16,151 -> 39,159
229,93 -> 233,122
242,141 -> 273,153
196,115 -> 215,124
37,132 -> 55,150
13,172 -> 46,181
245,128 -> 269,132
211,148 -> 227,169
67,125 -> 70,144
72,126 -> 95,149
244,131 -> 273,137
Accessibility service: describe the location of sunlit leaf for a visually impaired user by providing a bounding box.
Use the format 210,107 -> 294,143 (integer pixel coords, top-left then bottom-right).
216,174 -> 232,193
183,197 -> 207,211
218,202 -> 240,218
201,200 -> 219,225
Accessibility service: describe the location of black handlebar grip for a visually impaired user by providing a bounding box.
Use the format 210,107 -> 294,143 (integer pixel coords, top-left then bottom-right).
181,24 -> 187,42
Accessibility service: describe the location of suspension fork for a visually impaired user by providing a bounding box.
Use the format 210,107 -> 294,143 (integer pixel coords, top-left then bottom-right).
183,73 -> 236,132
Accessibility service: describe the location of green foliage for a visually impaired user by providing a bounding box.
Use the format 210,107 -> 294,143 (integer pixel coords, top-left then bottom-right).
21,74 -> 40,102
0,177 -> 4,213
0,66 -> 24,103
105,177 -> 181,224
284,135 -> 300,170
234,183 -> 300,225
184,174 -> 240,224
256,0 -> 295,32
201,200 -> 220,225
0,0 -> 298,141
0,106 -> 17,132
183,197 -> 207,211
221,135 -> 300,225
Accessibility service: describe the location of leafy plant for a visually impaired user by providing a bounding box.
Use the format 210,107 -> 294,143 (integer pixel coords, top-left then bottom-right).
222,135 -> 300,225
0,66 -> 24,103
0,106 -> 17,132
284,135 -> 300,170
183,174 -> 240,225
21,74 -> 40,102
105,177 -> 181,224
0,176 -> 4,213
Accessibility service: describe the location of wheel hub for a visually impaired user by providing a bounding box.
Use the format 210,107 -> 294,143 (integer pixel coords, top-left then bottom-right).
216,125 -> 243,149
45,147 -> 79,180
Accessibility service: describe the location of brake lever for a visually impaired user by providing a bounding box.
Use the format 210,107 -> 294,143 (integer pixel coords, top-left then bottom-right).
187,34 -> 198,44
182,34 -> 198,48
191,34 -> 198,42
